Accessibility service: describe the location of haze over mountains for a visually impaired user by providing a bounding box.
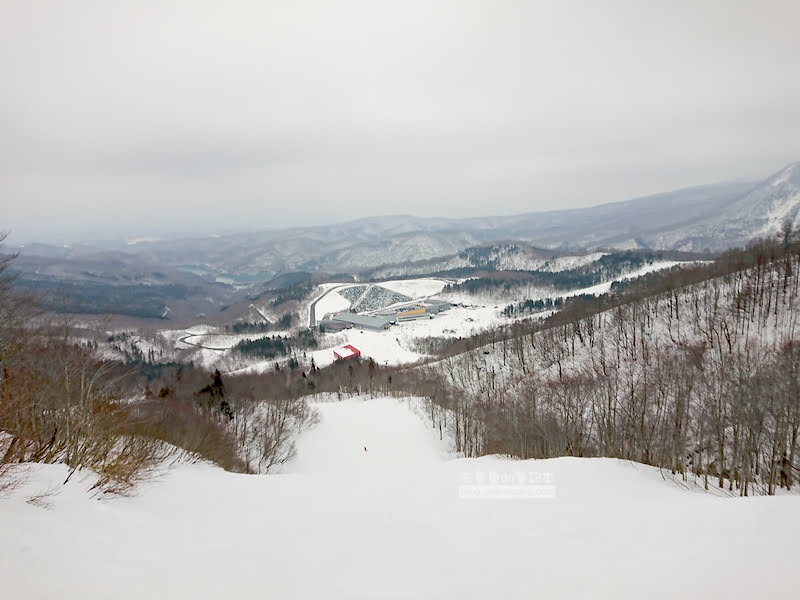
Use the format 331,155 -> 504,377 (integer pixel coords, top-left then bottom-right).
10,161 -> 799,283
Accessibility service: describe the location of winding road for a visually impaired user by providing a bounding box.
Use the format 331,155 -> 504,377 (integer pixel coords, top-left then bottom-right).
177,333 -> 231,352
308,284 -> 347,328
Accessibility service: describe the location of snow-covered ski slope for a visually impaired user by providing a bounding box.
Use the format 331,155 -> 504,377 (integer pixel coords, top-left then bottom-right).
2,397 -> 798,599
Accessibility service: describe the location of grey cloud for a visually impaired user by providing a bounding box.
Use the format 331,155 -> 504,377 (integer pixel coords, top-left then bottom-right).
2,1 -> 800,242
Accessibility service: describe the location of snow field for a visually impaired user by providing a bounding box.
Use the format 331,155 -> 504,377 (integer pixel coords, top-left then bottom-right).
2,397 -> 799,599
393,305 -> 504,338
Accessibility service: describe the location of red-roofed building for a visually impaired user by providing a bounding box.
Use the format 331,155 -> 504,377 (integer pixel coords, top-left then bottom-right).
333,345 -> 361,360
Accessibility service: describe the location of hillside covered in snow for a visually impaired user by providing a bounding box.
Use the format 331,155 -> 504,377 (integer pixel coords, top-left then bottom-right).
420,241 -> 800,496
2,397 -> 797,599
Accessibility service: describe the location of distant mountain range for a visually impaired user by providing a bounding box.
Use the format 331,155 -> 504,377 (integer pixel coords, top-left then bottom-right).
9,161 -> 800,282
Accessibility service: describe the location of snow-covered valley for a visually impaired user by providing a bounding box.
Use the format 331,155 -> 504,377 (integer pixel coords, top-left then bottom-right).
5,4 -> 800,596
142,258 -> 696,375
4,169 -> 800,599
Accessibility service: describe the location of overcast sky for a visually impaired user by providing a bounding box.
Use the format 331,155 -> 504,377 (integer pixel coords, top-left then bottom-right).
2,1 -> 800,243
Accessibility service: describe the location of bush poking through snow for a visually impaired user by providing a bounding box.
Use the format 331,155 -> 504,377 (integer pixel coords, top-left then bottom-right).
1,340 -> 169,494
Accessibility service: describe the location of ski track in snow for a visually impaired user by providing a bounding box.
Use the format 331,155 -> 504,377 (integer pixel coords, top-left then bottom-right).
2,397 -> 799,599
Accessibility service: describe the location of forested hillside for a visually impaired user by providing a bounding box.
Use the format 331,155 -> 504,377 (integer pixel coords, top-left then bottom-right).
5,229 -> 800,498
0,231 -> 317,493
419,238 -> 800,495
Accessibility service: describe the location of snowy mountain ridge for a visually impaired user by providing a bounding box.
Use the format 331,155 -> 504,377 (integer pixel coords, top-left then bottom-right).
12,161 -> 799,285
105,161 -> 800,273
646,162 -> 800,250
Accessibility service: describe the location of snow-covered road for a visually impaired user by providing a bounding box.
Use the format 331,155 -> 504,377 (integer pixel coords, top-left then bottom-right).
2,397 -> 799,599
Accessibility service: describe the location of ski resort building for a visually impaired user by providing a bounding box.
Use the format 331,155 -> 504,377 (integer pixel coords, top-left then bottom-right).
381,300 -> 456,322
395,308 -> 427,322
333,345 -> 361,360
319,319 -> 350,332
424,301 -> 453,314
329,313 -> 393,331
